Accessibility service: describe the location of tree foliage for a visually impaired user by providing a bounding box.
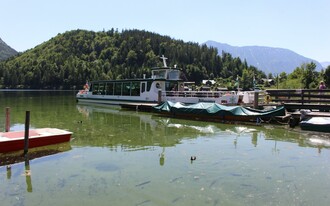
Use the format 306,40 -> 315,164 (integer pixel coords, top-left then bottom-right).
0,29 -> 265,89
273,62 -> 322,89
301,62 -> 317,89
323,66 -> 330,87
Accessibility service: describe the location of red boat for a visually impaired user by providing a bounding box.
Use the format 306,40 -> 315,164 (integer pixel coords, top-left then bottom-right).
0,128 -> 72,153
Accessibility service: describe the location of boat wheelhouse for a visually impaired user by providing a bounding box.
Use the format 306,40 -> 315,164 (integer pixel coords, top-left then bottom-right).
76,56 -> 239,105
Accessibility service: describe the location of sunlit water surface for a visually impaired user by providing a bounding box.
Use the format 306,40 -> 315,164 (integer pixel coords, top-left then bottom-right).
0,91 -> 329,206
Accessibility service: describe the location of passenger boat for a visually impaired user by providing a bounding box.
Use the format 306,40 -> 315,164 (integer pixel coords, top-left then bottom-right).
153,101 -> 286,123
76,56 -> 240,105
300,117 -> 330,133
0,128 -> 72,153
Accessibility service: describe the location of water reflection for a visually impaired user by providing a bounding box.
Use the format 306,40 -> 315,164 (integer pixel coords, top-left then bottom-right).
1,92 -> 330,206
159,147 -> 165,166
305,136 -> 330,153
1,143 -> 72,199
75,103 -> 329,154
24,156 -> 32,192
4,157 -> 33,192
0,146 -> 71,199
0,142 -> 72,166
76,104 -> 257,145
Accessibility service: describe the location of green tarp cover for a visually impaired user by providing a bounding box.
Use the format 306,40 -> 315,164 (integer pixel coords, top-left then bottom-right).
153,101 -> 285,117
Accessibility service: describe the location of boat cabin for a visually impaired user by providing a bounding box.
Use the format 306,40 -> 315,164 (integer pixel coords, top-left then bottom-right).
151,67 -> 181,80
76,55 -> 240,105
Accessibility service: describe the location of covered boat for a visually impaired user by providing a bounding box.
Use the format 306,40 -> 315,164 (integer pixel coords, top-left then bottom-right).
0,128 -> 72,153
300,117 -> 330,133
153,101 -> 286,122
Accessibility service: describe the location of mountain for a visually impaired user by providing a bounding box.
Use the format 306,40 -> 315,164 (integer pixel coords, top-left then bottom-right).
0,38 -> 18,60
205,41 -> 323,74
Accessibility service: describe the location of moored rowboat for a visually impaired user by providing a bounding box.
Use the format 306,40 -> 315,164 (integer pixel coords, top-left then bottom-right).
300,117 -> 330,133
0,128 -> 72,153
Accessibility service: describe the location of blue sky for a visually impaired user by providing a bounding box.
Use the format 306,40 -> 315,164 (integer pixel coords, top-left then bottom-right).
1,0 -> 329,62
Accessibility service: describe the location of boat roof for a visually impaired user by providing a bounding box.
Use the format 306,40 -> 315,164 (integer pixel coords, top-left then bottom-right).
151,66 -> 181,70
90,78 -> 184,83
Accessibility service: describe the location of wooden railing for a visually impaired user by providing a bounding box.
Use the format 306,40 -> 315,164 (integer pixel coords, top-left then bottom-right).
265,89 -> 330,110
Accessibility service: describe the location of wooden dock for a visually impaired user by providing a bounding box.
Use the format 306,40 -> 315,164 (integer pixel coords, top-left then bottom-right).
118,89 -> 330,128
265,89 -> 330,111
120,103 -> 158,112
290,111 -> 330,119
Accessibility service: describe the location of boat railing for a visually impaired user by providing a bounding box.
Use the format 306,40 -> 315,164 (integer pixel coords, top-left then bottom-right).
164,91 -> 235,98
78,90 -> 88,95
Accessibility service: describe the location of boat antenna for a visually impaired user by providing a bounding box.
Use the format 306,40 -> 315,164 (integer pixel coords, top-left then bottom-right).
160,55 -> 168,67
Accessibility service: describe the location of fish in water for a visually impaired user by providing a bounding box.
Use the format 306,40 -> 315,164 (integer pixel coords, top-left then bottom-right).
230,173 -> 242,177
136,200 -> 151,206
172,196 -> 183,203
169,176 -> 183,183
209,178 -> 219,188
135,180 -> 151,187
94,163 -> 119,172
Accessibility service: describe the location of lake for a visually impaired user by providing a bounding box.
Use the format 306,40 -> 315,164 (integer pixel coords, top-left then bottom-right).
1,91 -> 330,206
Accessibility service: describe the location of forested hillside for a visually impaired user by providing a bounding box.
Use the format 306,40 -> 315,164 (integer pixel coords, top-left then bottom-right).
0,29 -> 265,89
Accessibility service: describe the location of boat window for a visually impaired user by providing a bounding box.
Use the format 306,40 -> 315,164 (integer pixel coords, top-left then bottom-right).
99,83 -> 105,95
122,82 -> 130,96
92,83 -> 99,95
114,82 -> 122,95
168,70 -> 180,80
152,70 -> 166,79
166,82 -> 178,91
178,83 -> 184,91
131,82 -> 140,96
106,82 -> 114,95
141,82 -> 146,93
146,81 -> 152,91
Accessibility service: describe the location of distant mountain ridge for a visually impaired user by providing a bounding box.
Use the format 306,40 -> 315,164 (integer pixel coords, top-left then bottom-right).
321,62 -> 330,68
0,38 -> 18,60
205,40 -> 323,74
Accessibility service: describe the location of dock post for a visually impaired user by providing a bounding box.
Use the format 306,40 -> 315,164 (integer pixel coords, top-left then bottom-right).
5,107 -> 10,132
158,89 -> 162,104
24,111 -> 30,155
254,91 -> 259,109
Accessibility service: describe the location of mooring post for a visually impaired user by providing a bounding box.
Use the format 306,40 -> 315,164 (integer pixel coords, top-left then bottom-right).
254,91 -> 259,109
5,107 -> 10,132
158,89 -> 162,104
24,111 -> 30,155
